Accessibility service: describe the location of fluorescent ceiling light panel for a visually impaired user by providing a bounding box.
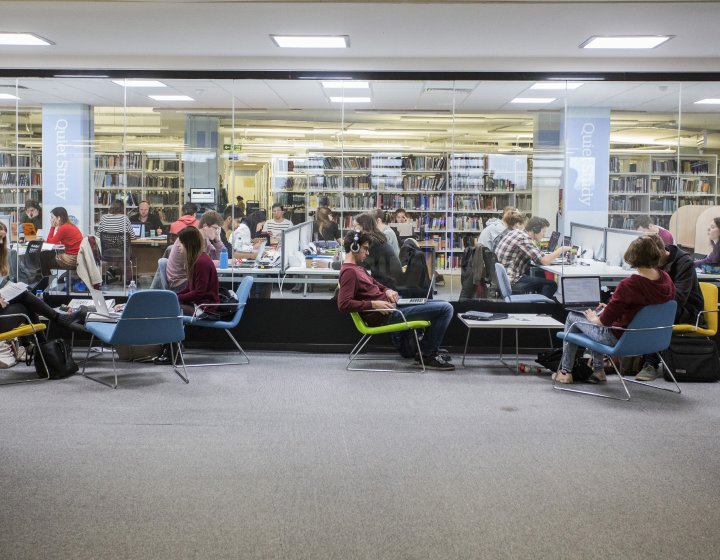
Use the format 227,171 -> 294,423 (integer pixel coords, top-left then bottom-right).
148,95 -> 194,101
321,81 -> 369,89
0,93 -> 20,100
510,97 -> 556,104
694,99 -> 720,105
271,35 -> 349,48
113,80 -> 166,88
580,35 -> 672,49
0,32 -> 53,46
530,82 -> 584,90
329,96 -> 371,103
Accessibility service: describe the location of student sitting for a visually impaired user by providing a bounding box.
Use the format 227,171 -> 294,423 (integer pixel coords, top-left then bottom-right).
694,217 -> 720,269
197,210 -> 225,261
130,200 -> 164,235
232,210 -> 268,256
313,207 -> 341,243
169,202 -> 199,235
354,213 -> 403,291
39,207 -> 83,277
97,199 -> 136,238
19,199 -> 42,231
636,215 -> 674,246
635,234 -> 704,382
494,216 -> 571,299
165,212 -> 225,291
478,206 -> 517,249
374,209 -> 400,256
337,230 -> 454,371
154,227 -> 220,365
265,203 -> 293,245
555,236 -> 675,385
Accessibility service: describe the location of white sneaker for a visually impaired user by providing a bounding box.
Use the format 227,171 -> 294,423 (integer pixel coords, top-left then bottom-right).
635,363 -> 658,382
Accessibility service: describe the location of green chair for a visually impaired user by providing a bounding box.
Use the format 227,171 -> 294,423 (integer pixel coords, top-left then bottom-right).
347,310 -> 430,373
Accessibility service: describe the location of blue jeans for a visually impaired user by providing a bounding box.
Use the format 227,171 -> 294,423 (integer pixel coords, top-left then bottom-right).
513,274 -> 557,299
388,300 -> 453,356
560,311 -> 617,372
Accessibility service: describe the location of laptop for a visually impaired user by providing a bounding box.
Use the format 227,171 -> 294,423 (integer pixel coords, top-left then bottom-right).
561,276 -> 602,312
131,223 -> 144,238
397,271 -> 435,306
88,288 -> 121,320
546,231 -> 560,252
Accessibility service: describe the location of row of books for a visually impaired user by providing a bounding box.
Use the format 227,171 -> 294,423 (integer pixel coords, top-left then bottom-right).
93,171 -> 142,188
0,172 -> 42,186
0,190 -> 40,205
610,176 -> 648,193
609,157 -> 647,174
610,197 -> 645,212
146,159 -> 180,172
652,159 -> 710,174
145,176 -> 181,189
649,176 -> 713,193
0,152 -> 42,168
649,198 -> 678,212
378,194 -> 447,211
95,152 -> 144,170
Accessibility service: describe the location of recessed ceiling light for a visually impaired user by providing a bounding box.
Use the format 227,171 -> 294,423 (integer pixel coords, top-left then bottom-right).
694,99 -> 720,105
580,35 -> 672,49
113,80 -> 167,88
321,81 -> 369,89
148,95 -> 194,101
0,93 -> 20,100
510,97 -> 556,104
55,74 -> 110,78
270,35 -> 349,48
0,32 -> 53,46
329,96 -> 372,103
530,82 -> 584,90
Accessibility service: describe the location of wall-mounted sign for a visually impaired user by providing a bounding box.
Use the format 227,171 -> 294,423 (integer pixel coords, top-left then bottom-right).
223,144 -> 243,151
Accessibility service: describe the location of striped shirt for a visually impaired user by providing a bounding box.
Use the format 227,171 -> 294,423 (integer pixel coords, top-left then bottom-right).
96,214 -> 136,239
265,218 -> 293,240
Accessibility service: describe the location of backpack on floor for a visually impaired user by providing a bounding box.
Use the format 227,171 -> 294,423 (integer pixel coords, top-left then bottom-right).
662,336 -> 720,382
535,348 -> 592,381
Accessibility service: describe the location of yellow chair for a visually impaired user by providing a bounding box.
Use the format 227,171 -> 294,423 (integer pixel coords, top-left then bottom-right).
347,310 -> 430,373
672,282 -> 718,337
0,315 -> 50,385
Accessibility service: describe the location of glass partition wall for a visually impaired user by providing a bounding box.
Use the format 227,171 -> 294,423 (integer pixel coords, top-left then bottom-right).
1,77 -> 719,299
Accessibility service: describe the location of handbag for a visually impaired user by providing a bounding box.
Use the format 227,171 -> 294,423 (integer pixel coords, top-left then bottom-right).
196,287 -> 239,321
34,339 -> 79,379
662,336 -> 720,382
0,340 -> 17,369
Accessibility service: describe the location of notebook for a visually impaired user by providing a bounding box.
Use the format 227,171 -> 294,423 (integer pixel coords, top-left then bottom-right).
561,276 -> 602,312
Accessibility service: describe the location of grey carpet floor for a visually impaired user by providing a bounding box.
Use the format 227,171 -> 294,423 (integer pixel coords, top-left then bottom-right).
1,351 -> 719,560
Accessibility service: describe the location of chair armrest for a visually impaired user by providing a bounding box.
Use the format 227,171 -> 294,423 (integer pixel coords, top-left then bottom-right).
0,312 -> 44,334
695,308 -> 719,329
567,318 -> 673,334
360,307 -> 413,328
191,302 -> 245,319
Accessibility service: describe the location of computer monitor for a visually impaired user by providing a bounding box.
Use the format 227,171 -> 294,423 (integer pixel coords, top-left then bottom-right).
189,188 -> 215,204
131,223 -> 144,238
570,222 -> 606,261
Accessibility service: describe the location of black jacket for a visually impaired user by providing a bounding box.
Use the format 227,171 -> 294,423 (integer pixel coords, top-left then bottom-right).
663,245 -> 704,324
363,240 -> 403,290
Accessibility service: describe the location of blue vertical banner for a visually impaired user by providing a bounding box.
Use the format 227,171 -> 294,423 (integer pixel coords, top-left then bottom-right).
42,104 -> 93,233
562,107 -> 610,232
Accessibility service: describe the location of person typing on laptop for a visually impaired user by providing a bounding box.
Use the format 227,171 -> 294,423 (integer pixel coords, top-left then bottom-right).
337,230 -> 454,371
554,236 -> 675,385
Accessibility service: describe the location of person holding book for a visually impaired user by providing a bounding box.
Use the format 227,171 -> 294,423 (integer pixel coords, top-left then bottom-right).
0,221 -> 85,336
39,207 -> 83,277
19,199 -> 42,231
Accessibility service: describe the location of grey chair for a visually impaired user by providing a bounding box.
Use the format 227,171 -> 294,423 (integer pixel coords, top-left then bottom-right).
495,262 -> 554,303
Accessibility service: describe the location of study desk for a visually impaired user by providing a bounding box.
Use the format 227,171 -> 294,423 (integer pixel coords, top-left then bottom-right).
216,266 -> 282,288
282,266 -> 340,296
131,237 -> 168,275
457,312 -> 564,373
538,258 -> 631,279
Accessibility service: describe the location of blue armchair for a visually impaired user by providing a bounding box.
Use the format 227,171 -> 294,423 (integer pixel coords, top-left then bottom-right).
81,290 -> 188,388
555,300 -> 680,401
495,263 -> 554,303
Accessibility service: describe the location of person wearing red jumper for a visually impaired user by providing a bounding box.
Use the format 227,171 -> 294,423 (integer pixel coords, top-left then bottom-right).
555,235 -> 676,385
39,207 -> 84,276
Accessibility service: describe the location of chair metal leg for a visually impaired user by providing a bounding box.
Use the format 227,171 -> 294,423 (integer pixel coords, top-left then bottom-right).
346,332 -> 423,373
170,343 -> 189,384
82,336 -> 119,389
181,329 -> 250,367
621,352 -> 681,394
553,352 -> 632,401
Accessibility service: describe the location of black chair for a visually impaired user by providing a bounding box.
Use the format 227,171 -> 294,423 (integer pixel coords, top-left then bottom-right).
99,232 -> 136,285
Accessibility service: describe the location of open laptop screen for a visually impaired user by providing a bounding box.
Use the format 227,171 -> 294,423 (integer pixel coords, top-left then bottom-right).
561,276 -> 602,307
131,223 -> 143,238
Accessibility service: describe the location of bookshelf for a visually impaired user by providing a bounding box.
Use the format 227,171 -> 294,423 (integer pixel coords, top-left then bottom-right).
608,153 -> 717,229
272,151 -> 531,272
0,149 -> 42,215
93,151 -> 183,226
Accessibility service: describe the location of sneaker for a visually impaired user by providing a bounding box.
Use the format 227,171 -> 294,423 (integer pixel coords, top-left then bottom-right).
417,353 -> 455,371
635,363 -> 658,382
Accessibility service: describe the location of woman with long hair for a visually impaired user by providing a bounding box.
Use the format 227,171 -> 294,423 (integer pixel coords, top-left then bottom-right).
39,206 -> 83,277
694,217 -> 720,269
0,220 -> 85,338
354,212 -> 403,290
313,207 -> 340,242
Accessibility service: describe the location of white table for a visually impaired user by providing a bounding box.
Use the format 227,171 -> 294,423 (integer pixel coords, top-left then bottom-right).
457,312 -> 564,372
282,266 -> 340,296
539,258 -> 632,279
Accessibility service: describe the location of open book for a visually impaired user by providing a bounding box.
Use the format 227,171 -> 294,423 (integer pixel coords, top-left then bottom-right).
0,281 -> 28,302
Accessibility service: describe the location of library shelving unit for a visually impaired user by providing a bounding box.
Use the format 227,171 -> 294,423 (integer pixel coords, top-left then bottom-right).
608,153 -> 717,230
0,148 -> 42,216
271,151 -> 531,272
93,151 -> 183,227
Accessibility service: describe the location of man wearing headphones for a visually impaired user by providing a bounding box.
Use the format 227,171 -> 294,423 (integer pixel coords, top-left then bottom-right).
495,216 -> 570,298
337,230 -> 454,371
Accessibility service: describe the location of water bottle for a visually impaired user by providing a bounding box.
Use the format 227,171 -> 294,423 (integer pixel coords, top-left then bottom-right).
517,362 -> 543,374
128,280 -> 137,297
219,246 -> 228,269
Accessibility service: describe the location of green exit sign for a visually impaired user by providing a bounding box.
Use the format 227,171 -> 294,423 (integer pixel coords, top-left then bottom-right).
223,144 -> 243,151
